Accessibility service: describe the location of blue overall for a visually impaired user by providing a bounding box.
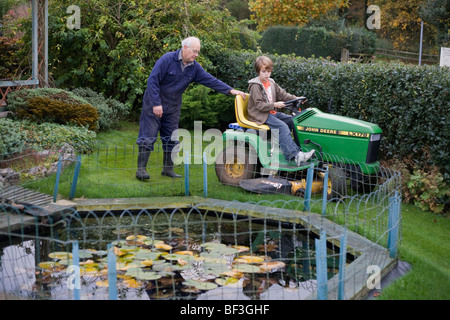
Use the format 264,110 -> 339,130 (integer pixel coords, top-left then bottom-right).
137,49 -> 233,152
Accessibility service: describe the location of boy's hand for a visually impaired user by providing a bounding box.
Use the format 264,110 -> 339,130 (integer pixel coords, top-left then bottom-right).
274,101 -> 285,109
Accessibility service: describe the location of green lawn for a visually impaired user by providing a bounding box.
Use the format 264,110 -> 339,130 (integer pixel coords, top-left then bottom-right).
378,204 -> 450,300
24,121 -> 450,299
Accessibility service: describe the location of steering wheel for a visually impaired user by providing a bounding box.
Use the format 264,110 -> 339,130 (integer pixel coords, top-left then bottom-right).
283,96 -> 308,113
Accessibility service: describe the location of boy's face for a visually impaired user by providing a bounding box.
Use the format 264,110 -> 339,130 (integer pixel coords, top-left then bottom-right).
258,67 -> 272,83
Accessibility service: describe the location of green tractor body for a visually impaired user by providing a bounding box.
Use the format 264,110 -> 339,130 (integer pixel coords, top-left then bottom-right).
215,96 -> 383,198
294,108 -> 382,174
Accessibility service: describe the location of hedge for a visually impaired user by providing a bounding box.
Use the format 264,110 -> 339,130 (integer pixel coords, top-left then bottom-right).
208,50 -> 450,184
259,26 -> 376,61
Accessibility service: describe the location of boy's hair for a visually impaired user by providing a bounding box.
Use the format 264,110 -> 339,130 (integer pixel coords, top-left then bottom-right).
255,56 -> 273,73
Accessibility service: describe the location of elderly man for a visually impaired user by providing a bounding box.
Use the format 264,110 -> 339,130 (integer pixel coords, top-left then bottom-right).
136,37 -> 245,181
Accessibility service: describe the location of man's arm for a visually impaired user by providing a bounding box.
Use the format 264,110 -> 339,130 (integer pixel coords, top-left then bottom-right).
193,64 -> 246,99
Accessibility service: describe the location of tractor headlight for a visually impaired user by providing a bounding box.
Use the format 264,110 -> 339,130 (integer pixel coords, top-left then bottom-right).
370,134 -> 381,141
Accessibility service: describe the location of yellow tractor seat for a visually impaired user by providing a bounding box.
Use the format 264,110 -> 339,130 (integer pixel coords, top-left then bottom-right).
234,94 -> 270,131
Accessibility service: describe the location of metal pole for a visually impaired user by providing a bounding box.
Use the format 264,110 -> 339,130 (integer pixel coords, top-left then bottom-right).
44,0 -> 49,85
53,156 -> 62,202
107,244 -> 118,300
69,155 -> 82,200
419,20 -> 424,66
315,229 -> 328,300
203,152 -> 208,198
72,241 -> 81,300
338,230 -> 347,300
388,191 -> 401,258
184,151 -> 190,196
31,0 -> 38,82
321,169 -> 329,215
303,163 -> 314,211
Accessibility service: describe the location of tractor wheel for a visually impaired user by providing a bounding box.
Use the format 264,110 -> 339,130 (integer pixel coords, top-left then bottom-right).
327,165 -> 347,201
348,165 -> 377,193
215,146 -> 257,186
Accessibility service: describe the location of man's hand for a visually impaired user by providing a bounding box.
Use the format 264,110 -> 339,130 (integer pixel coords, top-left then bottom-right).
229,89 -> 246,100
153,105 -> 163,118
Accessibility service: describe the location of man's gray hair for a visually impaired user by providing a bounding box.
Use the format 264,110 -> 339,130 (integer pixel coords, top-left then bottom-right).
181,37 -> 200,48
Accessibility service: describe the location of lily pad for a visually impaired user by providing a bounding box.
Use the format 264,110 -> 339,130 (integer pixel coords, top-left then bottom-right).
95,280 -> 109,287
154,243 -> 173,251
232,264 -> 261,273
140,259 -> 154,267
48,252 -> 72,260
182,279 -> 218,290
126,235 -> 148,241
123,278 -> 143,288
235,255 -> 265,264
259,261 -> 286,272
215,277 -> 242,287
134,251 -> 161,261
126,267 -> 161,280
143,239 -> 164,246
231,245 -> 250,253
38,261 -> 58,270
200,242 -> 226,249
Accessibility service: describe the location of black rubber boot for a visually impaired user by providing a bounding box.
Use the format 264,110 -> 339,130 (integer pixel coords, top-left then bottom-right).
136,148 -> 150,180
161,152 -> 182,178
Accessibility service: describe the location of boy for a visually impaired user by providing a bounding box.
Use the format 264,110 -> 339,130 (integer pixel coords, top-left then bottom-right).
247,56 -> 315,165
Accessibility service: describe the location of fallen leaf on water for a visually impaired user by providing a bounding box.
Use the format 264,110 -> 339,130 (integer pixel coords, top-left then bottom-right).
95,280 -> 109,287
154,243 -> 173,251
259,261 -> 285,272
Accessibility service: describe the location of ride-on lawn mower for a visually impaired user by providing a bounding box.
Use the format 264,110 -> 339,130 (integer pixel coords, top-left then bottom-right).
215,94 -> 383,200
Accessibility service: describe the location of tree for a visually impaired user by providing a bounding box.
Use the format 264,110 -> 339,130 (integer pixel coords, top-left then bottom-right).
44,0 -> 253,110
367,0 -> 437,53
248,0 -> 349,31
419,0 -> 450,48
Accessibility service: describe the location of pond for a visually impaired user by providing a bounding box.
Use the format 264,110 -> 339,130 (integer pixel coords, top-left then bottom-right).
0,209 -> 352,300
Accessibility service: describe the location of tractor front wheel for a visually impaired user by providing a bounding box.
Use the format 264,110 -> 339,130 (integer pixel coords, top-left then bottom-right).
215,146 -> 257,186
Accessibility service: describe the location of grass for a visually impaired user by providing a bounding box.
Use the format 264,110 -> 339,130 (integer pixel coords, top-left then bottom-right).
21,121 -> 450,299
378,204 -> 450,300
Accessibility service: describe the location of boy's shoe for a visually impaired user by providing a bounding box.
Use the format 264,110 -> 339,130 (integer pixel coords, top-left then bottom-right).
295,150 -> 315,166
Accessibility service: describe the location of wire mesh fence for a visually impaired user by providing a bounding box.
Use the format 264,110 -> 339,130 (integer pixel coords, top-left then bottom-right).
1,137 -> 401,300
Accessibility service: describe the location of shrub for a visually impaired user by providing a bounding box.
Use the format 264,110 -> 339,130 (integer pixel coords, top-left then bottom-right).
259,26 -> 376,61
15,96 -> 99,130
0,37 -> 21,79
407,167 -> 450,215
71,87 -> 130,131
0,118 -> 27,159
6,88 -> 91,111
210,50 -> 450,188
180,85 -> 236,130
19,121 -> 97,154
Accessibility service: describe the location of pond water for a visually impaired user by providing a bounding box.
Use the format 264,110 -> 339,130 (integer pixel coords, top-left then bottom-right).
0,209 -> 350,300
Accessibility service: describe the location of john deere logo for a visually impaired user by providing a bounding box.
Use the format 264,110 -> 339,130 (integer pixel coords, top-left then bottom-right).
297,126 -> 370,138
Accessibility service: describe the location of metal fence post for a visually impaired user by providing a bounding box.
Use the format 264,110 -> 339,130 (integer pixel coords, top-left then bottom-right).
107,243 -> 117,300
321,169 -> 329,215
52,156 -> 62,202
72,241 -> 81,300
315,229 -> 328,300
303,163 -> 314,211
203,152 -> 208,198
184,151 -> 190,196
69,155 -> 81,200
388,191 -> 401,258
338,229 -> 348,300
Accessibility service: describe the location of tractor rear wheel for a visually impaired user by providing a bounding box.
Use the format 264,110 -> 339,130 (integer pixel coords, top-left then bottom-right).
328,165 -> 347,201
215,146 -> 257,186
